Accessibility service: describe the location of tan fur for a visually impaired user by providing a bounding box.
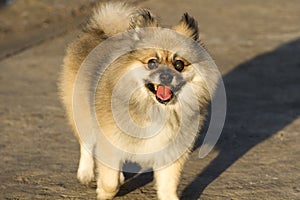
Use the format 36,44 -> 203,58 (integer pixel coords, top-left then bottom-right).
58,2 -> 218,200
173,24 -> 196,40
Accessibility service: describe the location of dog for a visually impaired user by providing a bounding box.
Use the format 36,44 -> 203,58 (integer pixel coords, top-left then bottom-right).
59,2 -> 218,200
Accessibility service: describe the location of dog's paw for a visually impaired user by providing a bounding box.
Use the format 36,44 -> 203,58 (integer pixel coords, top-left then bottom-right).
158,194 -> 179,200
77,161 -> 94,185
96,187 -> 118,200
77,168 -> 94,185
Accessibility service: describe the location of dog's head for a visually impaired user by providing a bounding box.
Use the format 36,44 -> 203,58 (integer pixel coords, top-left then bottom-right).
126,13 -> 215,106
101,12 -> 217,111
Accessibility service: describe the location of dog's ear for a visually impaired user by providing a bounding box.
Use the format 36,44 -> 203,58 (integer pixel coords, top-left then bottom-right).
130,8 -> 158,29
173,13 -> 199,41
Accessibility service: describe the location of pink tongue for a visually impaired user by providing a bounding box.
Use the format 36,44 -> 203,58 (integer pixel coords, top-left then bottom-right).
156,85 -> 172,101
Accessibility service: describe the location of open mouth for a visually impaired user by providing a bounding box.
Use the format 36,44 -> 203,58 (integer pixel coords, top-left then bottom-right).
145,83 -> 174,104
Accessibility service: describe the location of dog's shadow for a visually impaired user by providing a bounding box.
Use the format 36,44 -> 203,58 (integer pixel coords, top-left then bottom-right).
117,39 -> 300,199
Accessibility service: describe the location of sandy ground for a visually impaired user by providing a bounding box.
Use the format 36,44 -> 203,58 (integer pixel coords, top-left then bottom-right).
0,0 -> 300,199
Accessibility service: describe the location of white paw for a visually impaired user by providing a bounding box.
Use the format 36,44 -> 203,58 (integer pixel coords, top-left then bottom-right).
158,191 -> 179,200
77,168 -> 94,184
96,187 -> 117,200
158,193 -> 179,200
77,158 -> 94,184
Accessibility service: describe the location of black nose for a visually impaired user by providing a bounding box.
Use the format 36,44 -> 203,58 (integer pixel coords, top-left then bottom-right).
159,73 -> 173,84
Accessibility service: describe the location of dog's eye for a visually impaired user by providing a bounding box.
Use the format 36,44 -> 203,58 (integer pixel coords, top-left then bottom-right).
147,59 -> 159,70
174,60 -> 184,72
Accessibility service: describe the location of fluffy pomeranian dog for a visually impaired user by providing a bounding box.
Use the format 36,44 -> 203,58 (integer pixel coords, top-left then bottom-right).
59,2 -> 218,200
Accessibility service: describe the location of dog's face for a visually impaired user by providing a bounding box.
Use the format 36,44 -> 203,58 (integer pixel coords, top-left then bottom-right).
108,46 -> 212,111
128,49 -> 195,105
145,63 -> 185,104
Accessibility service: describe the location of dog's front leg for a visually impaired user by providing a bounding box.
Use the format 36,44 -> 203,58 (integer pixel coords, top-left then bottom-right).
154,153 -> 188,200
96,160 -> 122,200
77,143 -> 95,185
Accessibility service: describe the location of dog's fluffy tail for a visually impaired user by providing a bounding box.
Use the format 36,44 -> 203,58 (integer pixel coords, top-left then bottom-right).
85,2 -> 157,37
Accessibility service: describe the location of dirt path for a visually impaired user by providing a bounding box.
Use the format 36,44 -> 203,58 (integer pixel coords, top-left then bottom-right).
0,0 -> 299,199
